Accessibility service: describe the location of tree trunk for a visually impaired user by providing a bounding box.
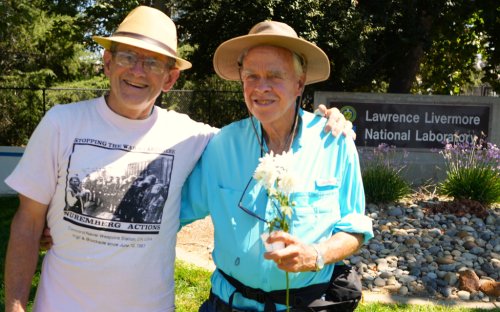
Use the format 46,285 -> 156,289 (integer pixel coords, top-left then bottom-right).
388,11 -> 433,93
387,43 -> 424,93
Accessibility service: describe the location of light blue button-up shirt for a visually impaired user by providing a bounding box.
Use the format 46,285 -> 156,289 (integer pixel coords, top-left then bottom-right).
181,109 -> 373,310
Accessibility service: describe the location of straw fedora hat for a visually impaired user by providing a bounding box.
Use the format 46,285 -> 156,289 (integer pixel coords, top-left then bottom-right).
213,21 -> 330,85
93,6 -> 191,70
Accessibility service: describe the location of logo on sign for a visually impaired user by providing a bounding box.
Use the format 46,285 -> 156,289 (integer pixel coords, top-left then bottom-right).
340,106 -> 357,122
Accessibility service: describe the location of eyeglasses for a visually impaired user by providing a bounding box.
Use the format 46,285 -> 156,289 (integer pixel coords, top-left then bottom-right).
112,51 -> 172,75
237,176 -> 284,226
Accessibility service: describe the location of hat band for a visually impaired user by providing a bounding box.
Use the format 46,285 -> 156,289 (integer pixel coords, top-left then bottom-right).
113,31 -> 177,57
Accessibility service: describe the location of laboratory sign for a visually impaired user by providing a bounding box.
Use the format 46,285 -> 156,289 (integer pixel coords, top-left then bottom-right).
328,101 -> 490,149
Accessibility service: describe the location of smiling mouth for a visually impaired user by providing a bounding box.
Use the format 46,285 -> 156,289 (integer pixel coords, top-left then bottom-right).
253,99 -> 275,106
124,80 -> 148,89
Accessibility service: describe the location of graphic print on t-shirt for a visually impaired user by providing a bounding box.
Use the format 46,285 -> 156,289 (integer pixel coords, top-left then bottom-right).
63,138 -> 174,234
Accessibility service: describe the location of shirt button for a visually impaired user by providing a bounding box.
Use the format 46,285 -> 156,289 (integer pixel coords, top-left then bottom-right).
234,257 -> 240,266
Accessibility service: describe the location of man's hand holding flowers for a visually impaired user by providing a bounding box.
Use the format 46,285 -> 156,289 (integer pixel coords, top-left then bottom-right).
263,231 -> 319,272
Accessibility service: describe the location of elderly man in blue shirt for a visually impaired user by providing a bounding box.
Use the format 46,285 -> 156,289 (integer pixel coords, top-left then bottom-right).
181,20 -> 373,312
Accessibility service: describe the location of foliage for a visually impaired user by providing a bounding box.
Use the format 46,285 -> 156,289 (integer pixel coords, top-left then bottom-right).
162,89 -> 246,128
414,12 -> 485,95
312,1 -> 382,91
474,0 -> 500,92
0,75 -> 49,146
167,72 -> 246,128
177,0 -> 355,88
0,76 -> 109,146
357,1 -> 491,94
45,76 -> 110,107
1,1 -> 499,147
0,0 -> 96,83
360,143 -> 411,204
78,0 -> 142,52
176,0 -> 500,94
438,137 -> 500,207
2,0 -> 500,96
0,87 -> 244,146
175,0 -> 270,82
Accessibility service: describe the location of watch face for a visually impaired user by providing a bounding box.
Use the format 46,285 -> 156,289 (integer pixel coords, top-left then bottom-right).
317,258 -> 324,270
313,244 -> 324,271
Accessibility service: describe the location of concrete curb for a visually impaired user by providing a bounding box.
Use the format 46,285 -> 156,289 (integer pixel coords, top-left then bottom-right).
176,247 -> 499,310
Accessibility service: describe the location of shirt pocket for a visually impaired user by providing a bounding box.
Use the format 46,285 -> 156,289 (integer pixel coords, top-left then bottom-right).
215,184 -> 266,228
215,185 -> 267,256
288,180 -> 341,239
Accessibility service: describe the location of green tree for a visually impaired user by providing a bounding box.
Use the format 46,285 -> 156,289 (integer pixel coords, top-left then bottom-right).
0,0 -> 100,145
0,0 -> 100,85
175,0 -> 273,82
415,12 -> 485,95
475,0 -> 500,92
79,1 -> 179,51
354,1 -> 487,94
176,0 -> 500,94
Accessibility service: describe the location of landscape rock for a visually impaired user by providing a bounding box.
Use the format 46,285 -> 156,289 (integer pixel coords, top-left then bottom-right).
458,269 -> 480,293
348,201 -> 500,303
479,280 -> 500,297
458,290 -> 471,300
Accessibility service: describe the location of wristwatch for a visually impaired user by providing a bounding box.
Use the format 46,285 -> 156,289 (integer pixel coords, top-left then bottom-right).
312,244 -> 325,271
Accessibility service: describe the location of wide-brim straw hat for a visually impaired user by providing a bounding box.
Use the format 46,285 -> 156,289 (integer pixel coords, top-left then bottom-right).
93,6 -> 191,70
213,21 -> 330,85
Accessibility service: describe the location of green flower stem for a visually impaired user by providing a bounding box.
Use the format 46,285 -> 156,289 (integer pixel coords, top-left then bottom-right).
286,272 -> 290,312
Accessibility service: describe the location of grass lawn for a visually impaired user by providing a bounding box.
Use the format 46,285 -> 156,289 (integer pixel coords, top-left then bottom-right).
0,195 -> 493,311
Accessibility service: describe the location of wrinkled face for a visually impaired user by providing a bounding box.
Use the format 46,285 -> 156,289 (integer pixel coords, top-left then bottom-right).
103,43 -> 180,120
240,46 -> 305,127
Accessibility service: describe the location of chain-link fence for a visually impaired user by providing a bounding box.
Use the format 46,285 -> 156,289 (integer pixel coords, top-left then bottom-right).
0,87 -> 246,146
160,89 -> 246,127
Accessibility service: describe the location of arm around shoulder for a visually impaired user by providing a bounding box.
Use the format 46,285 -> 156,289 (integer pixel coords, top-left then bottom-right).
5,194 -> 48,312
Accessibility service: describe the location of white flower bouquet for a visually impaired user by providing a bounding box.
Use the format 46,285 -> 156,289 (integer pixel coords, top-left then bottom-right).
253,150 -> 297,311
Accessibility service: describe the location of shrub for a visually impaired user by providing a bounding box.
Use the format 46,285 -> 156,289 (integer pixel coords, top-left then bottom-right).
438,136 -> 500,207
360,143 -> 411,204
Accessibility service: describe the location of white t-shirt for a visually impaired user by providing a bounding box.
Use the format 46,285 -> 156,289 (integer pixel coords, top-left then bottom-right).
5,97 -> 216,312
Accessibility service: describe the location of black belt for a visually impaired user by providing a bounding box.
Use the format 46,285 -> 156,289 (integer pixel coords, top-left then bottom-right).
209,292 -> 304,312
218,269 -> 337,311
